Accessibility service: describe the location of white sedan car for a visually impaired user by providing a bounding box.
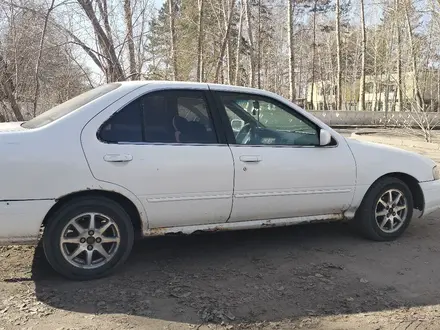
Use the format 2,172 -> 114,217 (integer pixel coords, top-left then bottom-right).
1,81 -> 439,280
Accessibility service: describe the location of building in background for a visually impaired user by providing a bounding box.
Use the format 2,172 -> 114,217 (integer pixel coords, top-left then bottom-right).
306,70 -> 440,112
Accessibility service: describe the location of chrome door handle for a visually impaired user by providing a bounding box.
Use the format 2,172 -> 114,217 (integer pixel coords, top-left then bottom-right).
104,154 -> 133,163
239,155 -> 262,163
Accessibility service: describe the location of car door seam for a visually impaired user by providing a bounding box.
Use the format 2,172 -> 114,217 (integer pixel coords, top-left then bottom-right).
226,143 -> 236,222
79,85 -> 150,228
344,137 -> 360,210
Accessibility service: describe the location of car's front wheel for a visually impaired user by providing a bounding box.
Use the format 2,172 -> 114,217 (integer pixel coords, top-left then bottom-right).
354,177 -> 414,241
43,196 -> 134,280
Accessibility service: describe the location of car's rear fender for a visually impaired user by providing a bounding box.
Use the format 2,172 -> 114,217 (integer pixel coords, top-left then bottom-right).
0,180 -> 149,245
43,187 -> 148,240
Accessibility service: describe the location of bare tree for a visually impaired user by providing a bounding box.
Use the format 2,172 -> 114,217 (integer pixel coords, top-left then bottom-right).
402,99 -> 440,142
395,0 -> 403,111
245,0 -> 255,87
287,0 -> 295,101
220,0 -> 232,84
1,0 -> 440,125
403,0 -> 423,109
358,0 -> 366,111
124,0 -> 137,80
32,0 -> 55,117
196,0 -> 205,82
310,0 -> 318,110
335,0 -> 342,110
77,0 -> 125,82
168,0 -> 178,80
215,0 -> 236,83
257,0 -> 261,89
0,53 -> 23,121
234,0 -> 244,85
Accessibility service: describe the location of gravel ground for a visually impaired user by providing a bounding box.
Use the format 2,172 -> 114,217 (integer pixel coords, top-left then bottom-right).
1,130 -> 440,330
2,215 -> 440,330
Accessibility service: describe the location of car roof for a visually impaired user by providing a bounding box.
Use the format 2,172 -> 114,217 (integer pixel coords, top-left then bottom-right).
117,80 -> 275,96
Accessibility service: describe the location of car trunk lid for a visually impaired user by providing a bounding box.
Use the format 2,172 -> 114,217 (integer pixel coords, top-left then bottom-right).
0,122 -> 26,133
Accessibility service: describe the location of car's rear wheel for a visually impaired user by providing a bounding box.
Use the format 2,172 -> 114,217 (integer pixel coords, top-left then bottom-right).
354,177 -> 414,241
43,196 -> 134,280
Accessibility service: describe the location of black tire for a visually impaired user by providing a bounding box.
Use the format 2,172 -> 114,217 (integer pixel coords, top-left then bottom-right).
353,177 -> 414,241
43,196 -> 134,280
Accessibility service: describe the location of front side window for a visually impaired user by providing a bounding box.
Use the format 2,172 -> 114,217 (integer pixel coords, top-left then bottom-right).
99,90 -> 218,145
218,92 -> 320,146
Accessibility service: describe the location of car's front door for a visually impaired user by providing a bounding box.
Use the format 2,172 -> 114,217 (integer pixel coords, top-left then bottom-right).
81,86 -> 234,229
213,90 -> 356,222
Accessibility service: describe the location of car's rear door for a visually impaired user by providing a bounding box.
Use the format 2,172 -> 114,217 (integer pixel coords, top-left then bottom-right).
81,84 -> 234,229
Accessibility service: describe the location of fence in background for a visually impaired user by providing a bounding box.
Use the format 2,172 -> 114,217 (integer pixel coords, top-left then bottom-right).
309,111 -> 440,127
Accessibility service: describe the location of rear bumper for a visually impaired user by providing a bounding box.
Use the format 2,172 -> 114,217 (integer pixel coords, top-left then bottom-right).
0,200 -> 54,245
420,180 -> 440,217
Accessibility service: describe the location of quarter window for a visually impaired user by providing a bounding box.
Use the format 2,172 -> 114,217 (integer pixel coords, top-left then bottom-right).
99,99 -> 143,143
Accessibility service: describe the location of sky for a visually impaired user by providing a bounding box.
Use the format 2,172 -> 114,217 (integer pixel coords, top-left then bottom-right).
154,0 -> 165,9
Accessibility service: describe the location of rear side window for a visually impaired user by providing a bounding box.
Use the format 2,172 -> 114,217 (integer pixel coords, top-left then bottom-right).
21,83 -> 121,129
98,89 -> 219,144
174,93 -> 218,144
142,93 -> 175,143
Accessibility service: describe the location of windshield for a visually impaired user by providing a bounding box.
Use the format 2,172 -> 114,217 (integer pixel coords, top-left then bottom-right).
21,83 -> 121,129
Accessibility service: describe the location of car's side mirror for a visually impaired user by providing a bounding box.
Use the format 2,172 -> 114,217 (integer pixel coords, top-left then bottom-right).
231,119 -> 245,132
319,129 -> 332,146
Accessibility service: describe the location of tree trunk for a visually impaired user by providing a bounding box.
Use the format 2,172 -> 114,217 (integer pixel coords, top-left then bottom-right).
310,0 -> 317,110
32,0 -> 55,117
325,38 -> 335,109
96,0 -> 119,81
396,26 -> 403,110
358,0 -> 366,111
395,0 -> 403,111
335,0 -> 342,110
403,3 -> 423,109
168,0 -> 178,80
197,0 -> 205,82
215,0 -> 236,83
222,0 -> 231,84
318,55 -> 327,110
257,0 -> 261,89
234,0 -> 244,85
288,0 -> 295,101
77,0 -> 125,82
0,54 -> 24,121
245,0 -> 255,87
97,0 -> 115,47
373,31 -> 378,112
124,0 -> 137,80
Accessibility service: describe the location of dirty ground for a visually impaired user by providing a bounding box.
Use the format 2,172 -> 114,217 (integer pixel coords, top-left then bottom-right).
1,211 -> 440,330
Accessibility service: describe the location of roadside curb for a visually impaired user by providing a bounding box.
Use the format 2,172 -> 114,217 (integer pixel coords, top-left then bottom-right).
350,132 -> 440,151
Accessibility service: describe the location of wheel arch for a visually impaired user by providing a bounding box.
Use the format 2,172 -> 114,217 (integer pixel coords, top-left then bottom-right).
42,190 -> 145,239
367,172 -> 424,211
